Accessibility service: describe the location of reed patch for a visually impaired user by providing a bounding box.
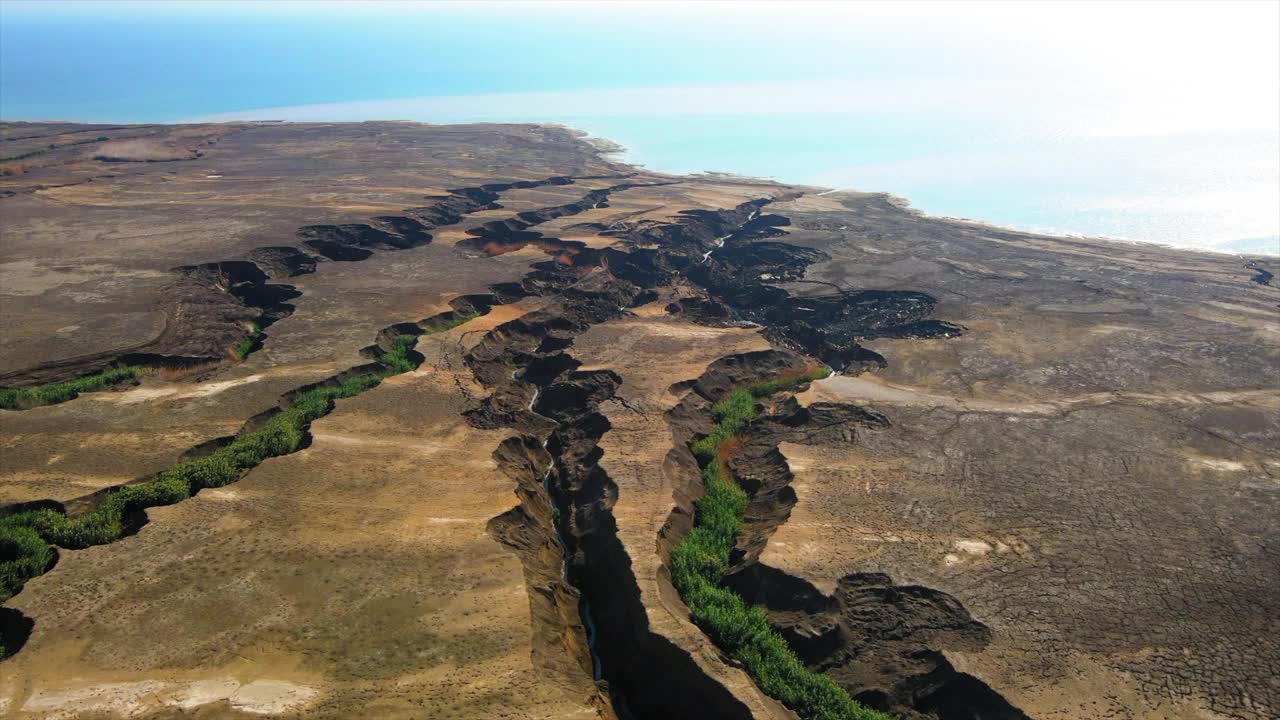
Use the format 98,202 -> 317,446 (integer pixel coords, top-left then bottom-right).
670,366 -> 893,720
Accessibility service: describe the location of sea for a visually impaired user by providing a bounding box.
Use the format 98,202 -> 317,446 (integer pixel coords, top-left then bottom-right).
2,1 -> 1276,255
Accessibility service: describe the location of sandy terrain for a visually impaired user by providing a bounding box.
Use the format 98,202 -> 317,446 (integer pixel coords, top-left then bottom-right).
2,316 -> 600,719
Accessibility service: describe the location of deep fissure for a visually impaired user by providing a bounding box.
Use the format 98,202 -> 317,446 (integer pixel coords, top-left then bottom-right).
6,173 -> 1023,719
457,184 -> 988,717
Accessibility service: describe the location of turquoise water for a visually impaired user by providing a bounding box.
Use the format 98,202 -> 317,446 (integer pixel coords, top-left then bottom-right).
2,1 -> 1276,254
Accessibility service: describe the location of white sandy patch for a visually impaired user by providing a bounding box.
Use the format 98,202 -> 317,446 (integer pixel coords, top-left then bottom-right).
229,680 -> 319,715
1087,324 -> 1140,336
187,375 -> 265,397
105,386 -> 179,403
171,678 -> 241,710
953,539 -> 994,555
1192,457 -> 1248,472
95,374 -> 266,405
20,677 -> 319,717
942,538 -> 1027,567
801,374 -> 1280,416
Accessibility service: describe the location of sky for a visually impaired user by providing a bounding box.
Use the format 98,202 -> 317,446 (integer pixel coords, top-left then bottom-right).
1,1 -> 1277,252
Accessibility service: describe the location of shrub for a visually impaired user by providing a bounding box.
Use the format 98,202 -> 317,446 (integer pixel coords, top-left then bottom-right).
0,521 -> 56,602
748,365 -> 831,399
374,334 -> 419,375
231,324 -> 261,360
0,366 -> 140,410
671,366 -> 891,720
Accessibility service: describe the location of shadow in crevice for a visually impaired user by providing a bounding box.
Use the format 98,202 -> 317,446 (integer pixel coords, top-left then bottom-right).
468,304 -> 754,718
576,505 -> 754,720
727,566 -> 1028,720
0,607 -> 35,658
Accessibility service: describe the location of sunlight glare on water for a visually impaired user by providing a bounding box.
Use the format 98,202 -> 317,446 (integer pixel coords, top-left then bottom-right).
2,1 -> 1276,253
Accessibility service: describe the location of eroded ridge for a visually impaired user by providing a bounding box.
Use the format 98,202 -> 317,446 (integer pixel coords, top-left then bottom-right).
0,175 -> 589,399
660,350 -> 1028,720
598,199 -> 964,370
458,188 -> 970,717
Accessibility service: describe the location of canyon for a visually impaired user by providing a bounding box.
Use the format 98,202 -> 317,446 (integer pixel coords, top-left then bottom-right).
0,121 -> 1276,720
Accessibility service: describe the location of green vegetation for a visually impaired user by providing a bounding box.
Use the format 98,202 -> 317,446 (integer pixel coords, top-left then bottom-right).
0,366 -> 140,410
0,145 -> 53,162
232,336 -> 257,360
0,335 -> 421,606
231,324 -> 262,360
671,365 -> 893,720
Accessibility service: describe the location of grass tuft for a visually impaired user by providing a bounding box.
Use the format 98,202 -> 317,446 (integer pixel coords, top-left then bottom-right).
230,324 -> 262,361
671,365 -> 891,720
0,366 -> 140,410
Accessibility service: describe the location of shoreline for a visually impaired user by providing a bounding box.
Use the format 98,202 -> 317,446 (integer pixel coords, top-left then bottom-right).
2,116 -> 1276,260
555,122 -> 1278,260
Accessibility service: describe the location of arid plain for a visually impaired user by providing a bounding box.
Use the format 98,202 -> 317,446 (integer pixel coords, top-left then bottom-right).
0,121 -> 1276,720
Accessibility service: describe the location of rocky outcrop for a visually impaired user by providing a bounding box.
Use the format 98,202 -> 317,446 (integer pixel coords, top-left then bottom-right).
658,353 -> 1028,719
